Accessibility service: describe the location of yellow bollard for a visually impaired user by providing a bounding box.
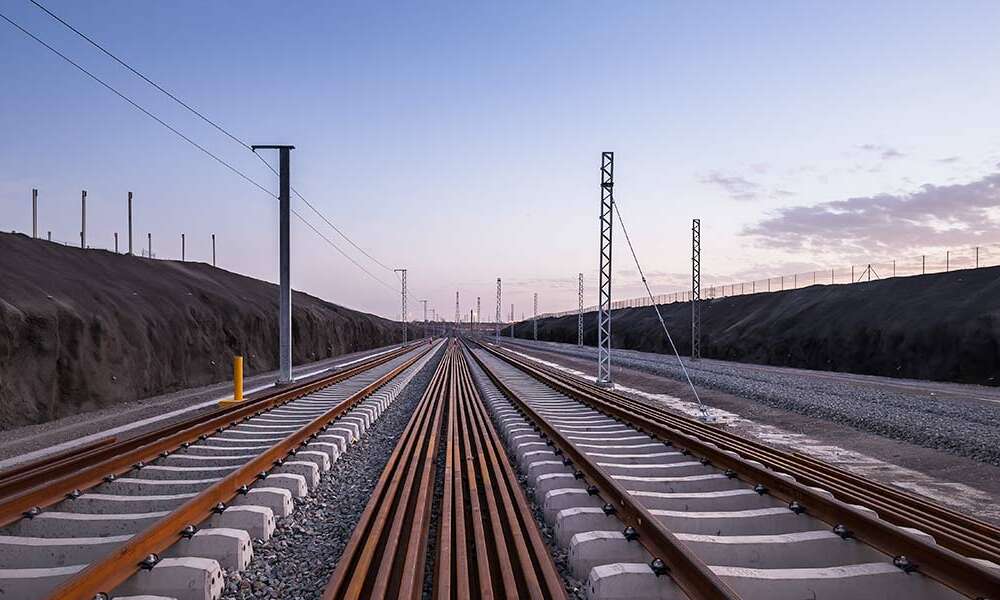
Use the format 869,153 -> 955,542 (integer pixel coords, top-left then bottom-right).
222,355 -> 244,407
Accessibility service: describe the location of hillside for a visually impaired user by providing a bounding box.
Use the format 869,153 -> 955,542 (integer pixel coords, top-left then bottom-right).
0,232 -> 408,429
514,266 -> 1000,385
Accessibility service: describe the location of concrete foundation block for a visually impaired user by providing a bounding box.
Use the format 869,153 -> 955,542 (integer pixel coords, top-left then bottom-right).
256,473 -> 307,498
207,506 -> 275,540
585,562 -> 683,600
569,531 -> 651,579
115,557 -> 223,600
274,461 -> 319,490
233,487 -> 293,517
165,528 -> 252,572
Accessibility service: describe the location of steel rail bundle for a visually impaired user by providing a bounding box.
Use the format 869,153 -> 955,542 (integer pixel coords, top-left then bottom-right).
0,343 -> 415,523
488,344 -> 1000,567
323,341 -> 452,599
324,341 -> 567,600
436,345 -> 566,599
42,342 -> 435,600
474,341 -> 1000,600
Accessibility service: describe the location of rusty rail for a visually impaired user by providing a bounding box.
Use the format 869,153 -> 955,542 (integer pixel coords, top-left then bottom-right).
480,341 -> 1000,599
44,343 -> 434,600
0,343 -> 415,526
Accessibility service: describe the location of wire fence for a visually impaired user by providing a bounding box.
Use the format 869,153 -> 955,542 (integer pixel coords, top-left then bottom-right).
539,242 -> 1000,318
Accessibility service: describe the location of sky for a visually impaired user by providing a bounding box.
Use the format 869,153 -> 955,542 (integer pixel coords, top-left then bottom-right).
2,1 -> 1000,321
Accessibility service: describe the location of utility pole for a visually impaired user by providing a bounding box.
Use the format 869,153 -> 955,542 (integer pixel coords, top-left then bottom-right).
510,303 -> 514,338
597,152 -> 614,386
577,273 -> 584,347
147,233 -> 152,258
252,144 -> 295,385
114,232 -> 118,253
476,296 -> 481,335
495,278 -> 501,344
32,189 -> 38,238
212,234 -> 216,266
394,269 -> 408,342
691,218 -> 702,361
420,299 -> 428,338
470,309 -> 474,336
80,190 -> 87,249
455,291 -> 460,333
533,292 -> 538,341
127,192 -> 133,255
181,233 -> 186,261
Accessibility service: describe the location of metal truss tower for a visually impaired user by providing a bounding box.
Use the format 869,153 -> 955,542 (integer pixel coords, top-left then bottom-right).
533,292 -> 538,340
577,272 -> 584,346
420,299 -> 428,338
455,291 -> 460,334
476,296 -> 481,335
597,152 -> 614,386
495,279 -> 502,343
394,269 -> 408,342
691,219 -> 702,361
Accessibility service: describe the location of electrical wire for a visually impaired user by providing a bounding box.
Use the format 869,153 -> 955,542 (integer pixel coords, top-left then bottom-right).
1,8 -> 399,293
612,201 -> 711,418
28,0 -> 397,275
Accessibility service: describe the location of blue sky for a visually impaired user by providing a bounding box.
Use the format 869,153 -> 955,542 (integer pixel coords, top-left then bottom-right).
2,1 -> 999,320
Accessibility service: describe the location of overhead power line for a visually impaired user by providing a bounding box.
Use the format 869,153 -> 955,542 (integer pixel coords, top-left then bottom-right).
28,0 -> 396,275
1,8 -> 398,293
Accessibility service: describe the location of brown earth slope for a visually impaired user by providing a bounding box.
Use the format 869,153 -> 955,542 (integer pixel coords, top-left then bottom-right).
515,266 -> 1000,385
0,232 -> 411,429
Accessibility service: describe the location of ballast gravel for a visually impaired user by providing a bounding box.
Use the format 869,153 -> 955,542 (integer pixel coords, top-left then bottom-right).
504,339 -> 1000,466
222,345 -> 444,600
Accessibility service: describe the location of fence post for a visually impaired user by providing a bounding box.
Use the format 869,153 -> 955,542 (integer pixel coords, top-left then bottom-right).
114,232 -> 118,253
831,269 -> 834,284
851,265 -> 854,282
946,251 -> 949,272
976,246 -> 979,268
922,255 -> 925,274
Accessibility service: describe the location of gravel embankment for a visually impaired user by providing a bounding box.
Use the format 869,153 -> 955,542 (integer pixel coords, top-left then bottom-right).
504,339 -> 1000,466
222,345 -> 443,600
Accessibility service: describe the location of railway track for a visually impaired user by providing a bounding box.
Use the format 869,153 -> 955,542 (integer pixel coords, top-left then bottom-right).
467,340 -> 1000,599
0,340 -> 439,599
1,336 -> 997,599
324,339 -> 566,600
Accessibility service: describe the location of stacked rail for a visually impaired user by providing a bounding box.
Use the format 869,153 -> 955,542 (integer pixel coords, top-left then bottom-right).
468,339 -> 1000,600
0,341 -> 435,600
324,340 -> 567,600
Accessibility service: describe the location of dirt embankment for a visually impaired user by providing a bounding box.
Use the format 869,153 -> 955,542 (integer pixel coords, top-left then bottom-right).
0,232 -> 413,429
515,266 -> 1000,385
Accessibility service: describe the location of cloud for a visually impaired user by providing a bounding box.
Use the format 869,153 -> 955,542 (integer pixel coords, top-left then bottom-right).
937,156 -> 961,164
742,172 -> 1000,256
700,171 -> 761,201
858,144 -> 905,160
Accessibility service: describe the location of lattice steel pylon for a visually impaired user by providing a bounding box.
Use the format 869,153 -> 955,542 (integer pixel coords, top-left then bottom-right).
533,292 -> 538,340
420,299 -> 428,338
394,269 -> 407,342
577,272 -> 584,346
455,291 -> 460,335
691,219 -> 701,361
476,296 -> 481,335
597,152 -> 614,386
495,278 -> 501,343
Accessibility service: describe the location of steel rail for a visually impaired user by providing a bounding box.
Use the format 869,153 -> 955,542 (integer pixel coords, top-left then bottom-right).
494,345 -> 1000,563
0,343 -> 417,527
434,343 -> 567,599
468,343 -> 741,600
324,341 -> 452,600
44,342 -> 435,600
482,342 -> 1000,599
0,437 -> 115,484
